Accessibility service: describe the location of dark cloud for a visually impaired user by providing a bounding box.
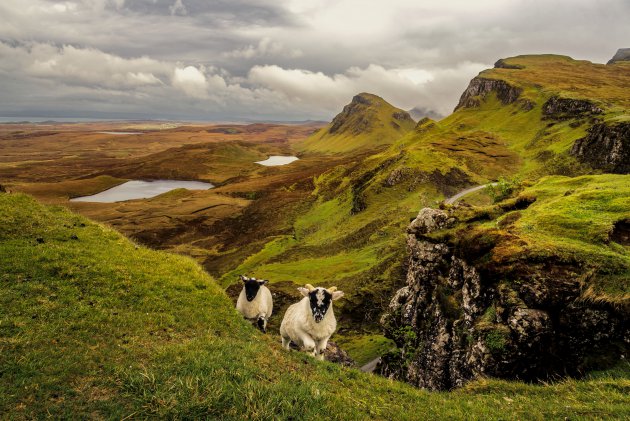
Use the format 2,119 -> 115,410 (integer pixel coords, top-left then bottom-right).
0,0 -> 628,121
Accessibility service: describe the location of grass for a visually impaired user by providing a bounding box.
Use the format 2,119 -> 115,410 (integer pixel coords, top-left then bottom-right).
2,192 -> 630,419
436,174 -> 630,301
335,334 -> 395,366
238,54 -> 630,322
513,175 -> 630,298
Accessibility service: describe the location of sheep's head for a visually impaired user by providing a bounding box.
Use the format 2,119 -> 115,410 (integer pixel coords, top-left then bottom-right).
240,275 -> 268,302
298,284 -> 344,323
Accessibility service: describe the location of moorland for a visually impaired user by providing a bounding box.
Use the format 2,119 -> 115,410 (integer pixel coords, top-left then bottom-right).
1,53 -> 629,418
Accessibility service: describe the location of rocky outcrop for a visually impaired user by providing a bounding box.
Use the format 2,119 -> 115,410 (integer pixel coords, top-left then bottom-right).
379,207 -> 629,391
392,111 -> 413,122
328,94 -> 374,135
323,341 -> 355,367
454,77 -> 522,111
607,48 -> 630,65
571,122 -> 630,174
494,59 -> 525,70
542,96 -> 603,120
414,117 -> 436,133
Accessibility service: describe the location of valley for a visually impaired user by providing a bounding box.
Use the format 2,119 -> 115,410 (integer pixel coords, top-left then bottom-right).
1,53 -> 629,418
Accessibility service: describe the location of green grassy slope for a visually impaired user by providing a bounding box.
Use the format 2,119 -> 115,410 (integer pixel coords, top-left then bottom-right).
430,174 -> 630,301
1,192 -> 629,419
297,93 -> 416,153
222,55 -> 629,359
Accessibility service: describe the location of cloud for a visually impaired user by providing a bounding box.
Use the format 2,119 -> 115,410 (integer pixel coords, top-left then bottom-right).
0,0 -> 628,120
169,0 -> 187,16
0,42 -> 169,90
247,62 -> 487,116
224,37 -> 302,59
172,66 -> 209,98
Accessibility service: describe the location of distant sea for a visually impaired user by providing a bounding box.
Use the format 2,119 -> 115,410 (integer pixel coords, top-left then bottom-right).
0,117 -> 127,123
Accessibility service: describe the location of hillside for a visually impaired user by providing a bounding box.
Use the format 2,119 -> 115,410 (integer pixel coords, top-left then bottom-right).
1,192 -> 629,419
381,174 -> 629,389
297,93 -> 416,153
221,54 -> 630,365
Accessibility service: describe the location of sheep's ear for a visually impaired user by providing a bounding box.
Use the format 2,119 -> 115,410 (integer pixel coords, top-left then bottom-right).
259,280 -> 269,285
332,291 -> 345,301
240,275 -> 248,282
297,287 -> 310,297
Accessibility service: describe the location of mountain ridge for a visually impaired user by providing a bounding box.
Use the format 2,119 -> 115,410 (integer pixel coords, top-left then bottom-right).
297,92 -> 415,153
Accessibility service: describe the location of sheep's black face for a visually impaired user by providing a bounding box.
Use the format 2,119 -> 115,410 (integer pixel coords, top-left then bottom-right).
243,279 -> 262,301
241,275 -> 269,301
309,288 -> 332,323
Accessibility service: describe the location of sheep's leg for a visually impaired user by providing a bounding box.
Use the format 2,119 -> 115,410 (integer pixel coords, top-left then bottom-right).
300,335 -> 316,357
315,337 -> 329,361
281,336 -> 291,350
257,317 -> 266,333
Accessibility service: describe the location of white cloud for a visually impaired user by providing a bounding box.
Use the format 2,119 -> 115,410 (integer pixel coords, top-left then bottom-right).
172,66 -> 209,98
247,62 -> 487,115
9,43 -> 170,89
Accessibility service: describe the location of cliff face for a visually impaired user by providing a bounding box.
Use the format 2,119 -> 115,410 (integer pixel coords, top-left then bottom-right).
542,96 -> 603,120
571,122 -> 630,174
454,77 -> 523,111
608,48 -> 630,65
379,207 -> 629,391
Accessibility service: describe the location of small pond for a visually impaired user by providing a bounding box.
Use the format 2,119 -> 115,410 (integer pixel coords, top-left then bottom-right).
255,156 -> 299,166
70,180 -> 214,203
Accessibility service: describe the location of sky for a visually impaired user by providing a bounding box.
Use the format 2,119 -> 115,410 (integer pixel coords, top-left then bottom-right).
0,0 -> 628,122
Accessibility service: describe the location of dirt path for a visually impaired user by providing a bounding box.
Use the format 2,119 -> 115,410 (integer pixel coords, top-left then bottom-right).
444,182 -> 496,205
360,357 -> 381,373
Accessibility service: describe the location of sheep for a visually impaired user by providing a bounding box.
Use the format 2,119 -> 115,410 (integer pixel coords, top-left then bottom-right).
235,275 -> 273,333
280,284 -> 344,360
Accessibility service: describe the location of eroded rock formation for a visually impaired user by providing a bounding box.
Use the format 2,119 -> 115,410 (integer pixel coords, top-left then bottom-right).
571,122 -> 630,174
378,207 -> 629,391
454,77 -> 522,111
542,96 -> 603,120
607,48 -> 630,65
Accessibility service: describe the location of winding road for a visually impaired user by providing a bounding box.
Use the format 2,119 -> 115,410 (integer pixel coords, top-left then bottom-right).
359,182 -> 497,373
444,182 -> 497,205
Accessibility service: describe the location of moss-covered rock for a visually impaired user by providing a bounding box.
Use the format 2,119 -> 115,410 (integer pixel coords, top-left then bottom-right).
380,176 -> 630,390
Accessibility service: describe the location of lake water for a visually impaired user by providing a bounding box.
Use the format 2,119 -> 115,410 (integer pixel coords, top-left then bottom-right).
255,156 -> 299,166
70,180 -> 214,203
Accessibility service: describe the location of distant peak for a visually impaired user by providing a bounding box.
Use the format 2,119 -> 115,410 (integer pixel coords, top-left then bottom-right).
607,48 -> 630,65
318,92 -> 415,142
351,92 -> 388,106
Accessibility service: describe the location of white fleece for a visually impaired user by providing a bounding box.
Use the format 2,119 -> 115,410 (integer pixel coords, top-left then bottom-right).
280,296 -> 337,357
236,285 -> 273,321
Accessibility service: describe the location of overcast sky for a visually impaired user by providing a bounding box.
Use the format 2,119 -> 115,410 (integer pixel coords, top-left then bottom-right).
0,0 -> 628,121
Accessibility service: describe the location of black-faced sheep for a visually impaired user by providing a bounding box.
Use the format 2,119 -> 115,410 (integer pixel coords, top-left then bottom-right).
235,275 -> 273,333
280,284 -> 344,360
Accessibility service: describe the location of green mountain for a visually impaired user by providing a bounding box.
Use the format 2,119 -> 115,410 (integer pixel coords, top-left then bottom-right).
2,192 -> 629,418
2,53 -> 629,416
223,54 -> 630,367
297,93 -> 416,153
